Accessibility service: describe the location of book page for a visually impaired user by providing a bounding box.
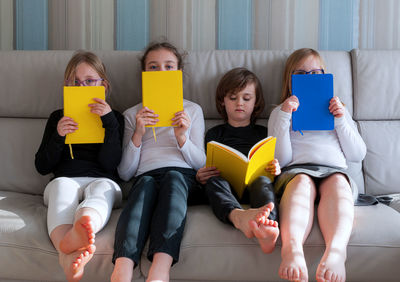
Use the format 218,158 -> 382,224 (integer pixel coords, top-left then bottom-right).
248,136 -> 273,159
64,86 -> 105,144
245,137 -> 276,186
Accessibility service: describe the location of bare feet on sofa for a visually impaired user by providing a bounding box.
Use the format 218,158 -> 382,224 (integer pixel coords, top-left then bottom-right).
316,248 -> 346,282
279,245 -> 308,282
60,245 -> 96,282
146,252 -> 172,282
60,215 -> 95,254
111,257 -> 135,282
229,203 -> 274,238
249,207 -> 279,253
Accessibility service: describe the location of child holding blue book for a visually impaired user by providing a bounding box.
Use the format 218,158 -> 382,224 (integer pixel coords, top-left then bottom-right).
268,48 -> 372,282
197,67 -> 280,254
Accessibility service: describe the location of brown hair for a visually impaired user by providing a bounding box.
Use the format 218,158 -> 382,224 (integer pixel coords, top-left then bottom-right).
280,48 -> 325,103
140,41 -> 185,71
216,67 -> 265,123
64,50 -> 111,95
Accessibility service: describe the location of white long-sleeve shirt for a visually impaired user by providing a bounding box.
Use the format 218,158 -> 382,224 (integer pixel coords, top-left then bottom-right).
268,104 -> 366,169
118,99 -> 206,181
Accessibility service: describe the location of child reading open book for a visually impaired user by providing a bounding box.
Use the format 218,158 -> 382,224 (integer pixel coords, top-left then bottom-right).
206,136 -> 276,199
196,67 -> 280,254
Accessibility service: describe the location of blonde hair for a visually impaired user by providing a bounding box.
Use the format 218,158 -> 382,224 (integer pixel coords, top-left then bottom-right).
280,48 -> 325,103
64,50 -> 111,95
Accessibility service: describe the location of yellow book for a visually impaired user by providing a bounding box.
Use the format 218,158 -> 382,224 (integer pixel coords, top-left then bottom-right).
63,86 -> 105,144
142,70 -> 183,127
206,136 -> 276,199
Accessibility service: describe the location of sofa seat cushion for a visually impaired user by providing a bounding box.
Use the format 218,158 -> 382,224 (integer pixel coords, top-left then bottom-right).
0,191 -> 142,281
140,204 -> 400,281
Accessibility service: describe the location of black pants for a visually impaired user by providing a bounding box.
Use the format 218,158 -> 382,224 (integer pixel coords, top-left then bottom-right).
205,176 -> 278,224
113,167 -> 204,266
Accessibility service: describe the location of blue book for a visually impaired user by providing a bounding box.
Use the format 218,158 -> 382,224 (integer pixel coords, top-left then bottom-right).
291,74 -> 334,132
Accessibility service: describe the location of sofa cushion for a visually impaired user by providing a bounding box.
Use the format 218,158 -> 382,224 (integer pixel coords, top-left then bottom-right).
0,191 -> 142,281
138,204 -> 400,281
352,49 -> 400,120
359,120 -> 400,195
0,119 -> 50,194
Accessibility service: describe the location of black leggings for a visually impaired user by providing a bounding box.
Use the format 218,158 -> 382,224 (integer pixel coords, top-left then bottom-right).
205,176 -> 278,224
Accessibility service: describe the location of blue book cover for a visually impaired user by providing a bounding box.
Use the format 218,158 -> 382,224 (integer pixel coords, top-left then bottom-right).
291,74 -> 334,131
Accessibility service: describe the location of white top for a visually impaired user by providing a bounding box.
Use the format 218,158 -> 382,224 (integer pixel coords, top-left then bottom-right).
118,99 -> 206,181
268,104 -> 366,169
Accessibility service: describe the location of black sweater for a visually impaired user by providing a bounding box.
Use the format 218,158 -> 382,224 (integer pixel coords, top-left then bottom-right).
35,109 -> 124,181
205,123 -> 268,156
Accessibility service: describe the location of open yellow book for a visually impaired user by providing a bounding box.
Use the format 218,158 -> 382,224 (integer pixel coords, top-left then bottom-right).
142,70 -> 183,127
63,86 -> 105,144
206,136 -> 276,198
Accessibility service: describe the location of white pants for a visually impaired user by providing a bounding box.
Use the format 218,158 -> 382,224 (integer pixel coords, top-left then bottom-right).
43,177 -> 122,235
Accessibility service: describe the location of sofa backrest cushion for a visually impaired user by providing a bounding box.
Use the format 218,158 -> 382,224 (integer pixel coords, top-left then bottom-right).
352,50 -> 400,195
0,50 -> 360,195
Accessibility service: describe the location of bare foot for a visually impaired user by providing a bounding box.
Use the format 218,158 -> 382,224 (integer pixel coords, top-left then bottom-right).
230,203 -> 274,238
279,245 -> 308,282
59,245 -> 96,282
111,257 -> 134,282
249,209 -> 279,253
60,215 -> 95,254
147,252 -> 172,282
316,248 -> 346,282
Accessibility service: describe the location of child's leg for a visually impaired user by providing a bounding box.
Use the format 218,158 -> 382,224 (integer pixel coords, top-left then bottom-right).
205,176 -> 242,224
316,173 -> 354,282
147,170 -> 194,280
247,176 -> 279,253
147,253 -> 173,282
60,178 -> 122,254
206,176 -> 276,241
44,177 -> 93,281
112,176 -> 158,282
279,174 -> 316,282
111,257 -> 135,282
43,177 -> 82,250
248,176 -> 278,220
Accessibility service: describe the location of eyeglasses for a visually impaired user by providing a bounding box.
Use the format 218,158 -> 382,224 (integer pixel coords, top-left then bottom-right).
292,69 -> 325,75
65,78 -> 104,86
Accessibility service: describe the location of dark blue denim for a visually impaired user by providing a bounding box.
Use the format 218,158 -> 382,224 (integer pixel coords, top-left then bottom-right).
113,167 -> 201,265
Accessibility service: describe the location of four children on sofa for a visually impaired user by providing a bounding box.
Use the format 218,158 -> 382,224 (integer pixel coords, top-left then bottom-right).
35,42 -> 367,282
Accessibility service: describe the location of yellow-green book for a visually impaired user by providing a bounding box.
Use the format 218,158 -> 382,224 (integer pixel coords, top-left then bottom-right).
142,70 -> 183,127
63,86 -> 105,144
206,136 -> 276,199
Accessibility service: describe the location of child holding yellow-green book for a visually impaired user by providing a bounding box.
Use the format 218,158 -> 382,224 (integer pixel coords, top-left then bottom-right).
197,67 -> 280,254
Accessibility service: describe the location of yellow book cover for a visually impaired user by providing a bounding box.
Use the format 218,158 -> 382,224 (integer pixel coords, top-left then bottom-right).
142,70 -> 183,127
206,136 -> 276,198
63,86 -> 105,144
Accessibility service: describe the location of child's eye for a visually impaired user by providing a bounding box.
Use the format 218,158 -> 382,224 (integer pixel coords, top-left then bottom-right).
86,79 -> 95,84
166,65 -> 173,70
229,96 -> 237,100
149,65 -> 157,70
74,80 -> 80,86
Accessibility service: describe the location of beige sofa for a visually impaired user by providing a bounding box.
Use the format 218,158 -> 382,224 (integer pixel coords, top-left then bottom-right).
0,50 -> 399,282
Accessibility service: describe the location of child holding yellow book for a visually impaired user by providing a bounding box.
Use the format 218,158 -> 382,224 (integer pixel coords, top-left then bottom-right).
196,67 -> 280,254
112,42 -> 206,282
35,51 -> 124,281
